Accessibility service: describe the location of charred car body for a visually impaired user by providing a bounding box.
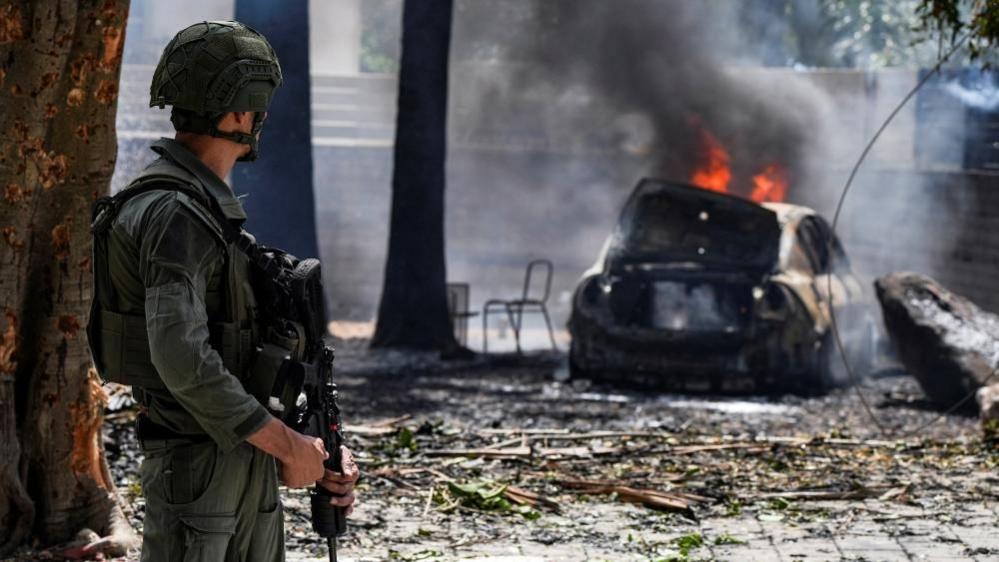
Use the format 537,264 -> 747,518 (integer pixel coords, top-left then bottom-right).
568,178 -> 872,393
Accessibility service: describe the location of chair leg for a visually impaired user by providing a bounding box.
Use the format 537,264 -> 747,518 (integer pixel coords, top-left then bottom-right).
540,305 -> 558,351
482,306 -> 490,354
506,305 -> 523,354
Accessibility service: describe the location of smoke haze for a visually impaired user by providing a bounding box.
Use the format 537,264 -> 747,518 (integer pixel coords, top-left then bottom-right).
113,0 -> 999,349
454,0 -> 824,197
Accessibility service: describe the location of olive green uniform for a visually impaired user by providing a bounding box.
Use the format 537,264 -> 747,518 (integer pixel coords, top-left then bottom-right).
87,20 -> 289,561
100,138 -> 283,561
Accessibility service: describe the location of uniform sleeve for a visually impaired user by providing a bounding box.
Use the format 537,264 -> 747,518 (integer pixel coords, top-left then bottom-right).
140,195 -> 269,452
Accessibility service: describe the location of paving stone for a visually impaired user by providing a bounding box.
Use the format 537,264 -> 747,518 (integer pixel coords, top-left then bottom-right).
517,543 -> 590,561
581,548 -> 648,562
949,525 -> 999,550
838,550 -> 912,562
835,535 -> 906,552
773,537 -> 841,560
712,546 -> 784,562
900,538 -> 976,561
462,556 -> 552,562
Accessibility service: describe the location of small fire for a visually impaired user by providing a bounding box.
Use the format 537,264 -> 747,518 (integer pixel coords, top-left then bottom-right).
689,121 -> 788,203
690,128 -> 731,194
749,164 -> 788,203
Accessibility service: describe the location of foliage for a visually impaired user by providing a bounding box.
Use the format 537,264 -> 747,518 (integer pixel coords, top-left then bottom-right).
741,0 -> 996,67
433,480 -> 540,520
725,500 -> 743,517
360,0 -> 402,73
819,0 -> 930,67
672,533 -> 705,556
739,0 -> 936,68
373,427 -> 419,457
983,418 -> 999,446
714,534 -> 747,546
915,0 -> 999,64
653,533 -> 707,561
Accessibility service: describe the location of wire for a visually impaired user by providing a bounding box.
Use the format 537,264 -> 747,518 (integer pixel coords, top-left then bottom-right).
827,27 -> 978,439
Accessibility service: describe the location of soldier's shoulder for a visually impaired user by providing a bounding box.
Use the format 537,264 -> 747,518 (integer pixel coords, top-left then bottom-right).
128,156 -> 200,193
117,175 -> 224,244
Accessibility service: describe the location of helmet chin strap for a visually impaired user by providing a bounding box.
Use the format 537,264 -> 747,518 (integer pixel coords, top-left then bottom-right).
170,109 -> 267,162
210,112 -> 266,162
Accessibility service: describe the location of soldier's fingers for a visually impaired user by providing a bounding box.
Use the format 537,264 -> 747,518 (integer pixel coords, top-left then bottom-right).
318,478 -> 351,495
323,468 -> 357,483
346,504 -> 354,517
328,491 -> 355,507
340,448 -> 360,481
312,438 -> 329,460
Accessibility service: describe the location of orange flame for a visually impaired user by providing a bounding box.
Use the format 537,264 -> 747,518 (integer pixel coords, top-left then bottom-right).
690,128 -> 731,194
750,164 -> 788,203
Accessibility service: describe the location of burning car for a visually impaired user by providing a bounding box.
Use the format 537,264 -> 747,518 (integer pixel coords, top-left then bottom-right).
568,178 -> 873,394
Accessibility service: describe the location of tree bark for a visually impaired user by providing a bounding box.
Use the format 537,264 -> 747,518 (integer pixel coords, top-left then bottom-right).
232,0 -> 321,262
372,0 -> 458,351
0,0 -> 136,556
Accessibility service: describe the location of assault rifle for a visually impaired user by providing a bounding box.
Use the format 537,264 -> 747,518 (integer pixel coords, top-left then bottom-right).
252,253 -> 348,562
305,345 -> 347,562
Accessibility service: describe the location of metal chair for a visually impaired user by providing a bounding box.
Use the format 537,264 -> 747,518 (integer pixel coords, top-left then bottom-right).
446,282 -> 478,347
482,259 -> 558,353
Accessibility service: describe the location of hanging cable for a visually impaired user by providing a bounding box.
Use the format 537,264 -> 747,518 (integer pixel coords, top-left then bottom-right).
827,24 -> 981,438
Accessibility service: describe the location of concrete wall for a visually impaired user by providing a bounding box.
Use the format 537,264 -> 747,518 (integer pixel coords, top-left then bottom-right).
835,169 -> 999,313
113,64 -> 999,344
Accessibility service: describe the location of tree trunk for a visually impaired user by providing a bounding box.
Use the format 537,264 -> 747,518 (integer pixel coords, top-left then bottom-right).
232,0 -> 321,262
0,0 -> 136,556
371,0 -> 458,351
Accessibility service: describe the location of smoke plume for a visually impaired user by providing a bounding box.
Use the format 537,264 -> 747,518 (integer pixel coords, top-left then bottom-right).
456,0 -> 826,197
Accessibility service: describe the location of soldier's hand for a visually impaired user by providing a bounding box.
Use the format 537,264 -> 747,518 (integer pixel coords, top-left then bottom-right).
318,446 -> 360,516
279,434 -> 328,488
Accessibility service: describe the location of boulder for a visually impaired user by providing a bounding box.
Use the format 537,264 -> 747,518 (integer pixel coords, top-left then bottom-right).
875,272 -> 999,414
978,383 -> 999,425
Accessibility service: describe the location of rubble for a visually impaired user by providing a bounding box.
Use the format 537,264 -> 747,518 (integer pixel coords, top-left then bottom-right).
978,382 -> 999,426
2,341 -> 982,561
875,272 -> 999,412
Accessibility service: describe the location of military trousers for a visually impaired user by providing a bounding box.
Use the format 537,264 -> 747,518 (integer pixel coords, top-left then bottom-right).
139,439 -> 284,562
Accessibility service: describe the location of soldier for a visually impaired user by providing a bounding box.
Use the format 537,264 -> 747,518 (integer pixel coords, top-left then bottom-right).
86,21 -> 358,561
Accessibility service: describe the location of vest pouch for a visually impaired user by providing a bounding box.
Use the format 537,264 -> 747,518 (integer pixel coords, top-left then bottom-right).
94,309 -> 167,390
246,343 -> 288,407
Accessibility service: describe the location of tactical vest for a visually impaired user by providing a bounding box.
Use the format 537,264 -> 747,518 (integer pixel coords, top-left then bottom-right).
87,162 -> 258,391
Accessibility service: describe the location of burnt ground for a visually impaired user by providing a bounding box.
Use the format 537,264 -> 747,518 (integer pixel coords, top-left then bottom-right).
9,341 -> 998,562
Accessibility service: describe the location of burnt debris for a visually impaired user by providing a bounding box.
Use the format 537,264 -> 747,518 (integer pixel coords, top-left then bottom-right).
875,272 -> 999,414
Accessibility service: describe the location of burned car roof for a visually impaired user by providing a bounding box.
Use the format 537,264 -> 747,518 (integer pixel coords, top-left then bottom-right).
607,178 -> 782,274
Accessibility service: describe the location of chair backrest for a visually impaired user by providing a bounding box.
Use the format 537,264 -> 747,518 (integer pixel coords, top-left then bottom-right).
522,259 -> 553,303
447,282 -> 470,315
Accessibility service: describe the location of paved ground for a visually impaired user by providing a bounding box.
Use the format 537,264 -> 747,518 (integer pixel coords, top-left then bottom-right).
10,343 -> 996,562
273,343 -> 998,562
287,499 -> 999,561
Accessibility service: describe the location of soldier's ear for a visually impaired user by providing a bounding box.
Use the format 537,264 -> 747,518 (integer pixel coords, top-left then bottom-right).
233,111 -> 254,128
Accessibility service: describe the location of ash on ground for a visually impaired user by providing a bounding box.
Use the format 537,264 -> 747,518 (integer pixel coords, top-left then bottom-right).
93,342 -> 997,562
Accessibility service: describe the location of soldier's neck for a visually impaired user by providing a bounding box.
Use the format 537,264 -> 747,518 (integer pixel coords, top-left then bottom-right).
175,133 -> 241,182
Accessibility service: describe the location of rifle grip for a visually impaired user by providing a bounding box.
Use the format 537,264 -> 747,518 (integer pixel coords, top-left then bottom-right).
311,437 -> 348,538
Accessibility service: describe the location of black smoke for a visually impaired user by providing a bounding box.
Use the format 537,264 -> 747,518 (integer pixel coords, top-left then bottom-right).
457,0 -> 824,197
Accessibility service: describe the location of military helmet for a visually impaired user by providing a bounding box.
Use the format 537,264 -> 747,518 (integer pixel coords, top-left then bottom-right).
150,21 -> 283,161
